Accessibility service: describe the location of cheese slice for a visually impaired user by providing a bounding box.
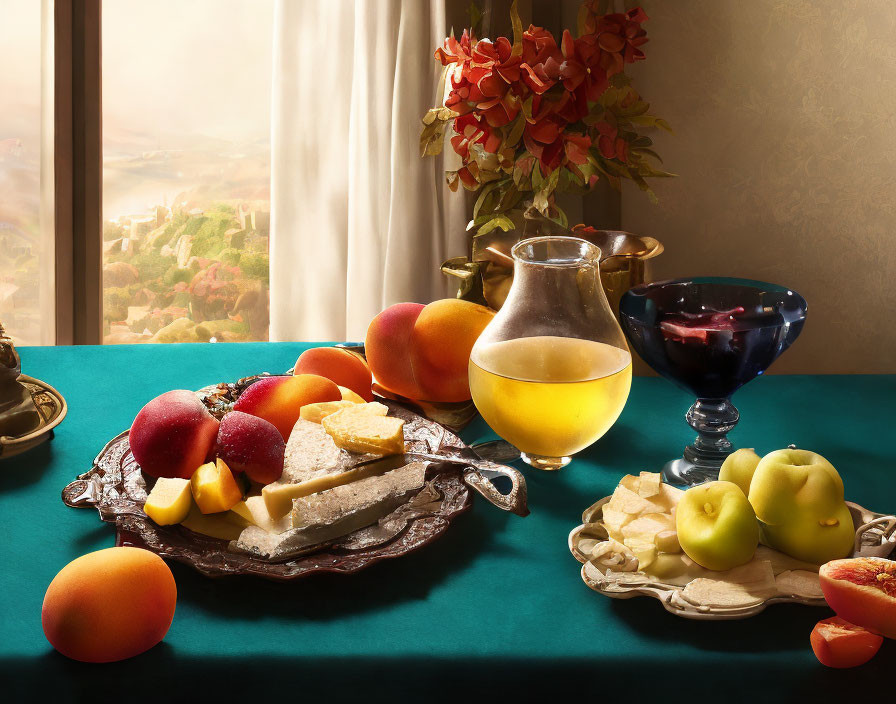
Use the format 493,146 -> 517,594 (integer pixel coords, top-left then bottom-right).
638,471 -> 661,497
322,404 -> 404,455
181,504 -> 250,541
299,400 -> 356,424
231,495 -> 290,534
236,462 -> 426,559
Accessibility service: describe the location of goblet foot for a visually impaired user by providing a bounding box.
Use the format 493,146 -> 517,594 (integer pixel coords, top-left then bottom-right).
661,457 -> 720,487
521,452 -> 571,471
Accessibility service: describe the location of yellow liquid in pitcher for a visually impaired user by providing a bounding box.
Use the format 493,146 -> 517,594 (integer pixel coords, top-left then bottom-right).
469,336 -> 632,459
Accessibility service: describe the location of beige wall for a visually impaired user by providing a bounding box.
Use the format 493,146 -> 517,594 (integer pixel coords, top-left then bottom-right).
619,0 -> 896,374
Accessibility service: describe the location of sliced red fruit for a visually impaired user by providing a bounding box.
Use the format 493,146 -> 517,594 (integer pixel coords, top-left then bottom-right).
659,307 -> 745,344
810,616 -> 883,668
819,557 -> 896,638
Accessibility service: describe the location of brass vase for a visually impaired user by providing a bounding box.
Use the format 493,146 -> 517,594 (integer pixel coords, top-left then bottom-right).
442,223 -> 663,316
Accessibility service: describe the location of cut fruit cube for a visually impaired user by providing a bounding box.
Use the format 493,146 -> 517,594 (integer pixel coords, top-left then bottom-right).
321,404 -> 404,455
181,504 -> 249,540
144,477 -> 193,525
190,458 -> 243,514
299,400 -> 357,424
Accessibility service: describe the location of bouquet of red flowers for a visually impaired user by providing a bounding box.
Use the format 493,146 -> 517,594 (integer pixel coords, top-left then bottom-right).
421,0 -> 671,235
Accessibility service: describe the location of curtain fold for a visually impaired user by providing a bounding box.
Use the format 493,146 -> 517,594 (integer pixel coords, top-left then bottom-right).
270,0 -> 467,342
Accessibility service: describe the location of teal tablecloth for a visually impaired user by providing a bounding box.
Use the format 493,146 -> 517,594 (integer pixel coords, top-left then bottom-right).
2,343 -> 894,701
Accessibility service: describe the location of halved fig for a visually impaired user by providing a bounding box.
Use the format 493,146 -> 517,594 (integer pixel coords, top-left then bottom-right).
819,557 -> 896,638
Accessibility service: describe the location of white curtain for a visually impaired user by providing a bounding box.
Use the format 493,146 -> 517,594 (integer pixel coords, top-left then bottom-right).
270,0 -> 467,342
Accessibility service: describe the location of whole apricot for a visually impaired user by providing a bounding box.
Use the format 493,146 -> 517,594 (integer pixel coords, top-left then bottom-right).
233,374 -> 341,440
42,547 -> 176,663
409,299 -> 495,402
294,347 -> 373,402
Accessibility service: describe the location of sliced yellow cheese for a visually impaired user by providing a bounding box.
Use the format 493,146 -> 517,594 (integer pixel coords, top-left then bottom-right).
655,529 -> 681,554
191,458 -> 243,514
638,471 -> 661,498
338,386 -> 366,404
300,400 -> 357,424
623,536 -> 657,570
231,495 -> 290,534
144,477 -> 193,525
321,405 -> 404,455
180,504 -> 250,540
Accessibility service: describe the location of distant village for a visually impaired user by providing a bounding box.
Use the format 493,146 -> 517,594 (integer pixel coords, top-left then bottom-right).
102,198 -> 270,344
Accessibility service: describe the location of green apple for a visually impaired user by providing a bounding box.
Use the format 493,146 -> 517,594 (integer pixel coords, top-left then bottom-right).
718,448 -> 761,496
748,448 -> 854,564
676,481 -> 759,571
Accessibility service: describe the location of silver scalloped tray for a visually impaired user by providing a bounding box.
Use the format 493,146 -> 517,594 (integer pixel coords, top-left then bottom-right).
569,495 -> 896,620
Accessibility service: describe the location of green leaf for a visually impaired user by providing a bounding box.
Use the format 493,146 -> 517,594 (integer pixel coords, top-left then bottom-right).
472,180 -> 503,220
504,115 -> 526,149
476,215 -> 515,236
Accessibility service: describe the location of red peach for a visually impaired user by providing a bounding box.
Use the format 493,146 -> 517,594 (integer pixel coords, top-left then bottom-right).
216,411 -> 284,484
294,347 -> 374,402
42,547 -> 176,663
129,389 -> 219,479
233,374 -> 341,440
364,302 -> 425,399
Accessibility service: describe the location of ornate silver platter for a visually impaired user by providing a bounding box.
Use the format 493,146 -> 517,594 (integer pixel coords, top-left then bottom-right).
569,495 -> 896,620
62,375 -> 527,580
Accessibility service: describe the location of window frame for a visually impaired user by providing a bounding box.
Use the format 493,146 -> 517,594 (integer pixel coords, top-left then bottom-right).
54,0 -> 102,345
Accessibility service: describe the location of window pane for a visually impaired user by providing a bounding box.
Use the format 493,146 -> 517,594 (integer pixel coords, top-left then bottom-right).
102,0 -> 273,344
0,0 -> 54,346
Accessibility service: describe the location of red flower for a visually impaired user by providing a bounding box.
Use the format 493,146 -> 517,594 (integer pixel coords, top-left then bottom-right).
594,8 -> 649,77
595,122 -> 628,162
519,25 -> 562,95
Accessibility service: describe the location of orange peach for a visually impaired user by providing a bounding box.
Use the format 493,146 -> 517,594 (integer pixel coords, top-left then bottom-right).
410,299 -> 495,402
365,299 -> 494,402
233,374 -> 341,440
365,302 -> 425,399
42,547 -> 176,663
294,347 -> 374,402
130,390 -> 219,479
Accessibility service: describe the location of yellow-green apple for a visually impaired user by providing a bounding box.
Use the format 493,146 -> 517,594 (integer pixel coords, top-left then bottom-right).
719,448 -> 761,496
676,481 -> 759,571
748,448 -> 854,564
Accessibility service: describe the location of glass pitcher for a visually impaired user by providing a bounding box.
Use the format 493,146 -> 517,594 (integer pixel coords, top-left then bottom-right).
468,236 -> 632,471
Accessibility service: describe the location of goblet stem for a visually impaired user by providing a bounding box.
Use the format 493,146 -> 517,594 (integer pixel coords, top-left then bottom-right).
683,397 -> 739,466
662,398 -> 739,486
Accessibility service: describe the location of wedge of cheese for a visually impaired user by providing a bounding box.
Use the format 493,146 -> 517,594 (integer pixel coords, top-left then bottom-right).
263,453 -> 412,520
322,404 -> 404,455
236,462 -> 426,559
